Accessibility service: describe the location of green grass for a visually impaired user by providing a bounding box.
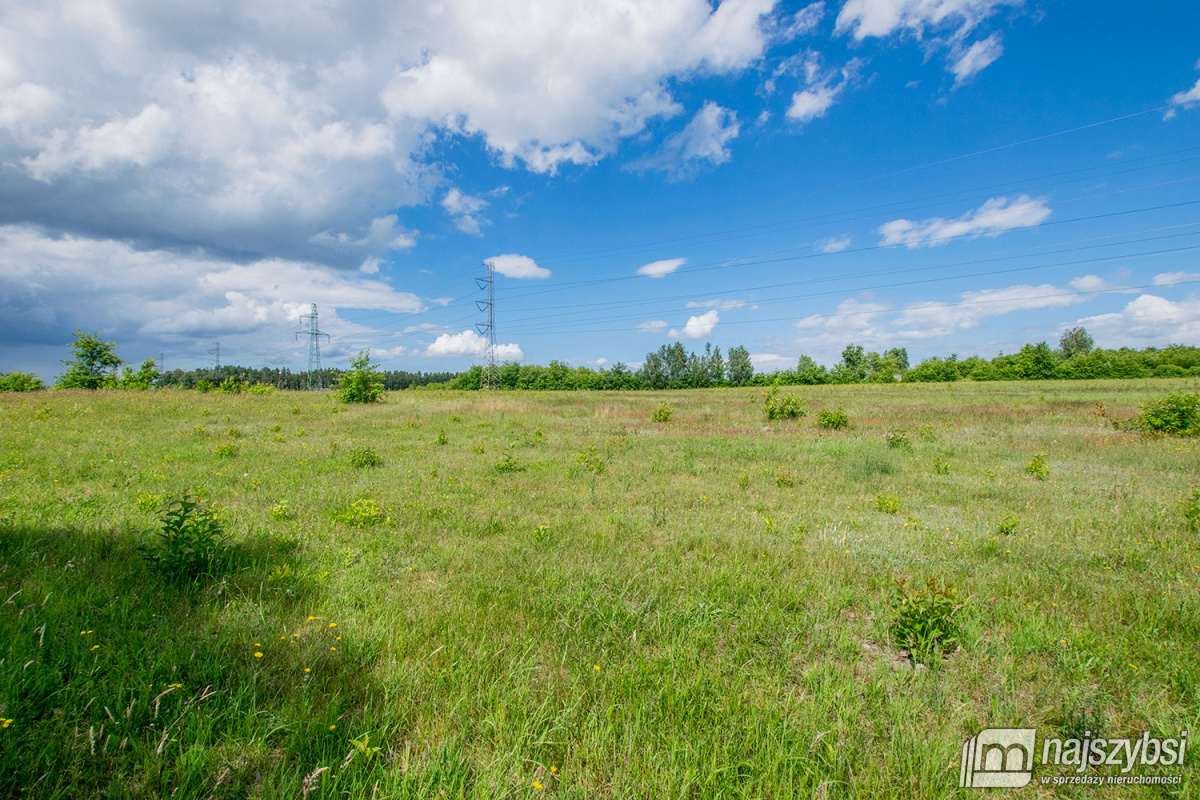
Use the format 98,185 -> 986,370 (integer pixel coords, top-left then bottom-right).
1,380 -> 1198,798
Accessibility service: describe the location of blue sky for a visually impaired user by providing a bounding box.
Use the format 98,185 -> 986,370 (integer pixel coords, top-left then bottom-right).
2,0 -> 1199,378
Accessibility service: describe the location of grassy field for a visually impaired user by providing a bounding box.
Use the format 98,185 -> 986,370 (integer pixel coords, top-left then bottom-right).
0,380 -> 1198,798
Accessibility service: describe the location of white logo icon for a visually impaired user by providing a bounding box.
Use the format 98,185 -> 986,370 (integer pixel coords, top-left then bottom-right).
960,728 -> 1037,788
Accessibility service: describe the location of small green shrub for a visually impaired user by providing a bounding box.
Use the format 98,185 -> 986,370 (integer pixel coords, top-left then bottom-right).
816,408 -> 849,430
334,498 -> 385,528
886,430 -> 911,449
270,501 -> 292,521
337,349 -> 384,404
892,580 -> 963,662
533,427 -> 545,442
932,457 -> 950,475
449,414 -> 463,423
1025,453 -> 1048,480
435,430 -> 448,446
247,383 -> 276,396
997,514 -> 1019,536
290,405 -> 301,414
737,471 -> 750,489
652,403 -> 674,423
194,379 -> 214,392
1137,390 -> 1200,435
875,494 -> 900,514
134,492 -> 164,512
775,471 -> 795,488
494,451 -> 523,473
918,424 -> 936,442
217,378 -> 248,394
138,493 -> 227,582
348,446 -> 383,468
270,423 -> 282,432
225,426 -> 243,438
763,380 -> 806,421
214,443 -> 239,458
574,445 -> 606,475
192,426 -> 210,438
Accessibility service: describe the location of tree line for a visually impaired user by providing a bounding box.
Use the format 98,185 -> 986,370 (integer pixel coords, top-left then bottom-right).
2,327 -> 1197,393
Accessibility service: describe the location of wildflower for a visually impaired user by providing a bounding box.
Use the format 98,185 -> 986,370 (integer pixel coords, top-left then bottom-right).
550,766 -> 558,773
305,668 -> 311,673
254,652 -> 263,658
328,622 -> 337,628
329,725 -> 336,731
533,781 -> 544,790
1,719 -> 12,728
593,665 -> 600,671
90,645 -> 100,651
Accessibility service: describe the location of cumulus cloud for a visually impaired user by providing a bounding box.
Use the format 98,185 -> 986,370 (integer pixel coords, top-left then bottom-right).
893,283 -> 1088,338
441,188 -> 489,235
784,52 -> 861,124
487,253 -> 550,279
425,329 -> 523,360
1169,59 -> 1200,112
627,102 -> 741,181
1071,294 -> 1200,347
879,195 -> 1050,247
637,258 -> 686,278
1069,274 -> 1134,293
0,0 -> 784,274
668,309 -> 720,339
637,320 -> 669,332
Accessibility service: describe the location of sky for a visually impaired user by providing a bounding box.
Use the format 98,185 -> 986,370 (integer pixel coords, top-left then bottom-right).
2,0 -> 1200,379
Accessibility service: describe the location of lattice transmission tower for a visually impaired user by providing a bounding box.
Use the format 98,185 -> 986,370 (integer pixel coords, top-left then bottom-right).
296,303 -> 330,390
475,260 -> 496,390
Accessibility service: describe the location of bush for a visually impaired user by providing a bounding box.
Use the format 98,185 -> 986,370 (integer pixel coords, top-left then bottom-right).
1025,454 -> 1048,480
214,443 -> 239,458
0,372 -> 46,392
137,493 -> 227,582
348,446 -> 383,468
816,408 -> 848,430
875,494 -> 900,514
247,383 -> 276,395
338,349 -> 384,404
997,514 -> 1019,536
892,580 -> 962,662
217,378 -> 248,394
885,430 -> 911,449
573,445 -> 606,475
763,381 -> 806,421
1137,390 -> 1200,435
194,379 -> 214,392
334,498 -> 385,528
651,403 -> 674,423
494,451 -> 522,473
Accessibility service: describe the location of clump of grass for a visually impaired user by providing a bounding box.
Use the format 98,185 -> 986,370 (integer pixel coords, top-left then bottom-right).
334,498 -> 385,528
533,427 -> 545,442
651,403 -> 674,423
290,405 -> 301,414
775,471 -> 795,488
435,430 -> 448,446
816,408 -> 849,430
1137,389 -> 1200,435
1180,487 -> 1200,530
1025,453 -> 1048,480
134,492 -> 164,512
270,423 -> 283,432
448,414 -> 463,423
348,446 -> 383,468
137,492 -> 228,582
918,424 -> 936,442
846,454 -> 895,481
191,426 -> 210,438
892,579 -> 963,662
885,430 -> 911,449
737,471 -> 750,489
932,457 -> 950,475
875,494 -> 900,514
225,426 -> 243,438
997,514 -> 1019,536
270,501 -> 292,521
214,443 -> 239,458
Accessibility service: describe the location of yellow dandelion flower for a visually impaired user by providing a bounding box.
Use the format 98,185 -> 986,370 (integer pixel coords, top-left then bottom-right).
550,766 -> 558,773
330,647 -> 336,651
533,781 -> 544,791
328,622 -> 337,628
329,725 -> 336,731
254,652 -> 263,658
305,668 -> 311,673
593,664 -> 600,671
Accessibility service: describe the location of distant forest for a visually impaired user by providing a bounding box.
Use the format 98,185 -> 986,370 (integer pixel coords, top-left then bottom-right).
2,327 -> 1198,393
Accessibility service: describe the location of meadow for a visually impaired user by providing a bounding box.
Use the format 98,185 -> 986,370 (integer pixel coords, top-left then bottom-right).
0,379 -> 1197,798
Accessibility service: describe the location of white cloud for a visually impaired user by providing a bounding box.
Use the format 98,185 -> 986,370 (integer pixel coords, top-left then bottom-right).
1071,295 -> 1200,347
787,85 -> 839,122
894,283 -> 1088,338
817,235 -> 853,253
441,188 -> 489,235
750,352 -> 794,371
835,0 -> 1020,79
1069,274 -> 1134,294
1153,272 -> 1200,287
879,195 -> 1050,248
637,257 -> 687,278
949,32 -> 1003,85
627,101 -> 741,181
1170,78 -> 1200,109
425,329 -> 523,360
380,0 -> 779,173
668,309 -> 720,339
637,320 -> 669,332
487,254 -> 550,279
784,52 -> 860,124
686,298 -> 746,310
